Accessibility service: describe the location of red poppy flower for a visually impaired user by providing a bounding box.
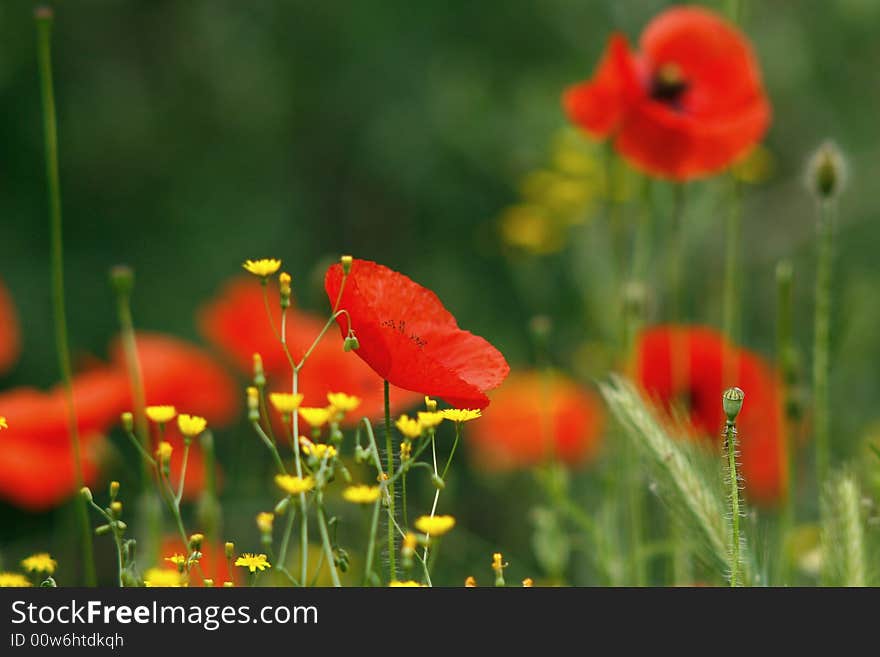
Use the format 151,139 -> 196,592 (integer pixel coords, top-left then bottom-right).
633,325 -> 786,505
158,536 -> 241,587
0,368 -> 128,511
110,332 -> 239,426
468,370 -> 604,470
0,278 -> 21,375
324,259 -> 509,409
564,6 -> 770,180
198,277 -> 421,423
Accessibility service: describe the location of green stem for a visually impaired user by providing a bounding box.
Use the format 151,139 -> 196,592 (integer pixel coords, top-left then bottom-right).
35,7 -> 95,587
175,441 -> 191,505
722,177 -> 742,346
363,498 -> 382,586
384,380 -> 397,581
813,199 -> 834,487
726,421 -> 742,587
251,421 -> 287,475
315,496 -> 341,587
440,424 -> 461,481
776,260 -> 796,583
669,183 -> 687,322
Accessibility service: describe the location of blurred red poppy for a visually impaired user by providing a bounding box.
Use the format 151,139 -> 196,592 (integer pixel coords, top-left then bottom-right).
0,368 -> 128,510
324,259 -> 509,409
0,278 -> 20,375
633,325 -> 786,505
198,277 -> 421,423
468,371 -> 604,470
110,332 -> 239,426
158,536 -> 240,587
564,6 -> 770,180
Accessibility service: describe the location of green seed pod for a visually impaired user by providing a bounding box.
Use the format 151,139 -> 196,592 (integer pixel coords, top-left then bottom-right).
722,387 -> 745,423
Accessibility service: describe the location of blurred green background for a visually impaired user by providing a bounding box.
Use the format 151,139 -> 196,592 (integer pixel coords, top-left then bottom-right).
2,0 -> 880,584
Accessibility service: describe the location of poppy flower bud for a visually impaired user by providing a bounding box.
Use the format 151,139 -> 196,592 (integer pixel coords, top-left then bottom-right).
109,264 -> 134,298
722,387 -> 745,423
807,141 -> 846,200
340,255 -> 353,275
121,411 -> 134,433
343,333 -> 360,352
253,353 -> 266,387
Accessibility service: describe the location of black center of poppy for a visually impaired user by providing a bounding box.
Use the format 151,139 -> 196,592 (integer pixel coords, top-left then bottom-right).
650,63 -> 689,107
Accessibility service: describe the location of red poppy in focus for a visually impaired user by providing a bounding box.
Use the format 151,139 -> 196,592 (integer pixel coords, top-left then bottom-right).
0,278 -> 20,375
564,6 -> 770,180
633,325 -> 786,505
198,277 -> 421,423
324,259 -> 509,409
158,536 -> 240,587
0,368 -> 128,511
468,371 -> 604,470
110,332 -> 239,426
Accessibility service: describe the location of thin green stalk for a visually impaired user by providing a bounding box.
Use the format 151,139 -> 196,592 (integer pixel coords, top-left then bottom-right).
669,183 -> 687,322
776,261 -> 796,583
175,441 -> 191,505
813,198 -> 835,486
316,496 -> 341,587
440,423 -> 461,480
722,177 -> 742,346
362,498 -> 382,586
384,380 -> 397,581
251,421 -> 287,475
35,7 -> 95,586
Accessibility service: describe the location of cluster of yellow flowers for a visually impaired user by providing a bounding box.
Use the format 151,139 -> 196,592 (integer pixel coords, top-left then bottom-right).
0,552 -> 58,588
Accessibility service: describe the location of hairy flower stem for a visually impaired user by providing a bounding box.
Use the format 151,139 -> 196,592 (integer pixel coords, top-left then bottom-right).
725,420 -> 742,586
35,8 -> 95,586
813,199 -> 835,486
384,380 -> 397,581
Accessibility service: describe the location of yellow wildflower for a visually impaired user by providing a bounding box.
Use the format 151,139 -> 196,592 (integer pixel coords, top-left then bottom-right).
439,409 -> 481,423
464,576 -> 477,587
342,485 -> 381,504
0,416 -> 7,430
20,553 -> 57,574
0,572 -> 32,587
417,411 -> 444,429
299,436 -> 336,459
340,254 -> 353,274
402,532 -> 417,555
164,554 -> 188,567
223,581 -> 234,588
400,441 -> 412,461
143,568 -> 187,587
492,552 -> 506,573
522,578 -> 534,587
242,258 -> 281,277
234,553 -> 271,573
256,512 -> 274,533
389,580 -> 426,587
395,414 -> 422,439
275,474 -> 315,495
424,396 -> 437,411
269,392 -> 304,414
177,414 -> 207,438
298,407 -> 331,427
326,392 -> 361,413
146,405 -> 176,424
414,515 -> 456,537
156,441 -> 173,461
